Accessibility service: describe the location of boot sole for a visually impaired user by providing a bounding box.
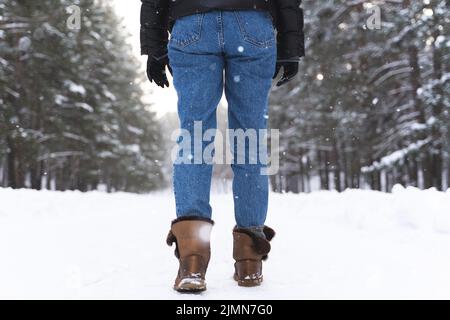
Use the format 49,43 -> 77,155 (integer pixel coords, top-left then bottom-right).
174,278 -> 207,293
234,274 -> 263,287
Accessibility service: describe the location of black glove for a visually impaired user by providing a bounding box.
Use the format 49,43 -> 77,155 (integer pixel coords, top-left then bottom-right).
146,55 -> 173,88
273,60 -> 299,87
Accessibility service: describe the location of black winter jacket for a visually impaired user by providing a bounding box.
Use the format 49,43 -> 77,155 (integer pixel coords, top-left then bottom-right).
140,0 -> 304,61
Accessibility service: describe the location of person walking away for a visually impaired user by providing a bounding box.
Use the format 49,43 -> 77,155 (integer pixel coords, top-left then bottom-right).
140,0 -> 305,292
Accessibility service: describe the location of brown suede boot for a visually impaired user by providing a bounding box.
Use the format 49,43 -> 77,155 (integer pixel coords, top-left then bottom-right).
233,226 -> 275,287
166,216 -> 213,292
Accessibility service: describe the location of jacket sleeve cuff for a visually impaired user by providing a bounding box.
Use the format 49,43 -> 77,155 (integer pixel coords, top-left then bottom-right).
152,52 -> 168,61
277,57 -> 301,63
141,47 -> 168,60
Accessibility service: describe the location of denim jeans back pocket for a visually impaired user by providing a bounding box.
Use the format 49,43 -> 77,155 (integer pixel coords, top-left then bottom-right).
233,11 -> 276,48
169,14 -> 204,48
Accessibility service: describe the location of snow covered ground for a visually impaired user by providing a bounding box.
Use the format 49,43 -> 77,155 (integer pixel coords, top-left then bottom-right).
1,186 -> 450,300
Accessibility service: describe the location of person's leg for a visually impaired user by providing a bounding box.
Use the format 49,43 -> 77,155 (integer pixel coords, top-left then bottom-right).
168,12 -> 224,220
167,11 -> 224,293
223,10 -> 277,228
222,11 -> 277,286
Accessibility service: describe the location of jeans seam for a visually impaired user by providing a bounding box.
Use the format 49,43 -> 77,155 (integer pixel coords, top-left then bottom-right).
217,11 -> 224,50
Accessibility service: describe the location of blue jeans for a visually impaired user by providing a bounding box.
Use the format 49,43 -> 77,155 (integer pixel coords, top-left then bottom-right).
168,10 -> 277,228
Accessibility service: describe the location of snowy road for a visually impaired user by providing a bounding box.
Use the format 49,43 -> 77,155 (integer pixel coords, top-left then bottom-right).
1,187 -> 450,299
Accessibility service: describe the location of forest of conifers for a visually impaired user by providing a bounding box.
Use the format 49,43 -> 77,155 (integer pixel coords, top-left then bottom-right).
269,0 -> 449,192
1,0 -> 449,193
0,0 -> 164,192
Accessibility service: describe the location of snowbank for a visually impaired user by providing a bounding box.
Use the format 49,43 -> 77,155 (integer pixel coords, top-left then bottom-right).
0,186 -> 449,299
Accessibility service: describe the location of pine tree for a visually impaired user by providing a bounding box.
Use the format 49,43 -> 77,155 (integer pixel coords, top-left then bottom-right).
269,0 -> 449,193
0,0 -> 164,192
